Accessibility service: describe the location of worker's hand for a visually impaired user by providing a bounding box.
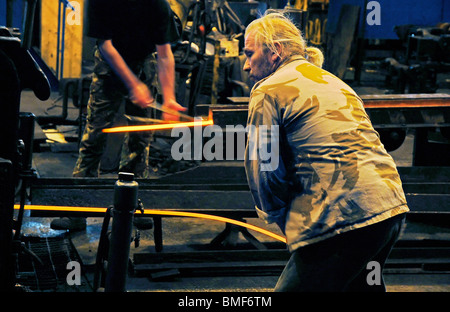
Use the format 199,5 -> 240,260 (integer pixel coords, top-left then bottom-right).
129,82 -> 154,108
162,99 -> 188,121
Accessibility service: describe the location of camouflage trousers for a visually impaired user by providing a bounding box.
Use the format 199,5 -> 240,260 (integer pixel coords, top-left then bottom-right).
73,48 -> 158,178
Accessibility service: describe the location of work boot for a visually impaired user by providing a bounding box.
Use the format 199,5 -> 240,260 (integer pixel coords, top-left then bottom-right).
50,217 -> 87,232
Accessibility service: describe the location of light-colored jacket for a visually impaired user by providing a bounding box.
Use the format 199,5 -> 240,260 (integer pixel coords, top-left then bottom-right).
244,56 -> 409,252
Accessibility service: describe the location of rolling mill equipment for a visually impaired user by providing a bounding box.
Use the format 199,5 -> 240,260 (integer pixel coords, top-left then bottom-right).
23,93 -> 450,290
2,0 -> 450,292
0,2 -> 51,290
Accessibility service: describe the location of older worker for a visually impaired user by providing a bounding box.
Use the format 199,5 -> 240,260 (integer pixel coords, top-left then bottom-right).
243,12 -> 409,291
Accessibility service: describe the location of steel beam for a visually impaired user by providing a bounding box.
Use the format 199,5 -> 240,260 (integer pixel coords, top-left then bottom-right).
199,93 -> 450,129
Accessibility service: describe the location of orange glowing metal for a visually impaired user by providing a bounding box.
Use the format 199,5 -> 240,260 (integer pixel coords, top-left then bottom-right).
363,101 -> 450,109
14,204 -> 286,243
102,119 -> 213,133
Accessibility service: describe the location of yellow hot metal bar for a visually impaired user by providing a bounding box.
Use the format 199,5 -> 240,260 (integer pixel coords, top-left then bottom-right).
13,204 -> 286,243
102,119 -> 213,133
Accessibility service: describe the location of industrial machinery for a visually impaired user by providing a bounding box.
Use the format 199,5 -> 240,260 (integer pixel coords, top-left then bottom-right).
383,23 -> 450,94
204,93 -> 450,165
2,1 -> 449,292
24,93 -> 450,291
0,12 -> 51,291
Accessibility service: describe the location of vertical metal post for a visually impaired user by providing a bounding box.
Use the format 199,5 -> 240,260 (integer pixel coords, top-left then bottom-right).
59,2 -> 66,81
0,47 -> 21,291
211,39 -> 220,105
105,172 -> 138,292
13,112 -> 36,241
6,0 -> 14,27
21,0 -> 38,50
56,1 -> 62,80
0,159 -> 15,292
56,0 -> 70,81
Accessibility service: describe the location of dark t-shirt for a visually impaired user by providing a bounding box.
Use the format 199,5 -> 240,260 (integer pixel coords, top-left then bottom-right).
87,0 -> 179,63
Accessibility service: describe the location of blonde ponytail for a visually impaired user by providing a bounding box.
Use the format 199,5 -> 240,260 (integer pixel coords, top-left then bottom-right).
305,47 -> 324,68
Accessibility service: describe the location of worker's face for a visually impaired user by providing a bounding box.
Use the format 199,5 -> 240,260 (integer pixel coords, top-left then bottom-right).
243,31 -> 279,83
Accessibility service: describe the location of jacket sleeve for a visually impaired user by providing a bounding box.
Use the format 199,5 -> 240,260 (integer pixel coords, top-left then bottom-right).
245,92 -> 294,231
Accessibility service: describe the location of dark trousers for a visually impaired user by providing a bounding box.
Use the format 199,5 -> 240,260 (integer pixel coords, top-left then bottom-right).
73,48 -> 154,177
275,213 -> 406,292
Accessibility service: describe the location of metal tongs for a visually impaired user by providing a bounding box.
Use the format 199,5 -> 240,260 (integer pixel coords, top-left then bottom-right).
142,100 -> 194,122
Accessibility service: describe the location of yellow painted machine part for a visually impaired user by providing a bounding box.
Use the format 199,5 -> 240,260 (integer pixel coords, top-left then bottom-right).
40,0 -> 84,79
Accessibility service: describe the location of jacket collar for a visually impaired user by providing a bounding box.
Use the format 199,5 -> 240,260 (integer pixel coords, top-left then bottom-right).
251,55 -> 307,91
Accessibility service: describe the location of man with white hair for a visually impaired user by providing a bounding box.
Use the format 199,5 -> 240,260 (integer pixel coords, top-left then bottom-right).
243,12 -> 409,291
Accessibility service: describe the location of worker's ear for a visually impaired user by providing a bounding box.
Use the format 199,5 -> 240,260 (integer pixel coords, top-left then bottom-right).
271,41 -> 282,63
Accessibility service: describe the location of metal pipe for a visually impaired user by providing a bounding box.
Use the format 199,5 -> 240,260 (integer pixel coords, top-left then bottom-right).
6,0 -> 14,27
94,206 -> 112,291
56,1 -> 62,81
105,172 -> 139,292
59,1 -> 66,81
14,113 -> 37,240
36,79 -> 79,125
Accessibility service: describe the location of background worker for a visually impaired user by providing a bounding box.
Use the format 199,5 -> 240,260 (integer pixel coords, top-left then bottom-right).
243,12 -> 409,291
51,0 -> 185,231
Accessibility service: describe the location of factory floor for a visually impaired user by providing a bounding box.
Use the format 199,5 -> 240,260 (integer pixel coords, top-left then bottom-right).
13,69 -> 450,295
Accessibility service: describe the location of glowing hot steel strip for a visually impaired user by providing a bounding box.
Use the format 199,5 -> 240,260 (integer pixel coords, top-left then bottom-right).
102,119 -> 213,133
13,204 -> 287,243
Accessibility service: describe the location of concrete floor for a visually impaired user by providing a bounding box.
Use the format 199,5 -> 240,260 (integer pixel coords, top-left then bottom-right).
13,68 -> 450,293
